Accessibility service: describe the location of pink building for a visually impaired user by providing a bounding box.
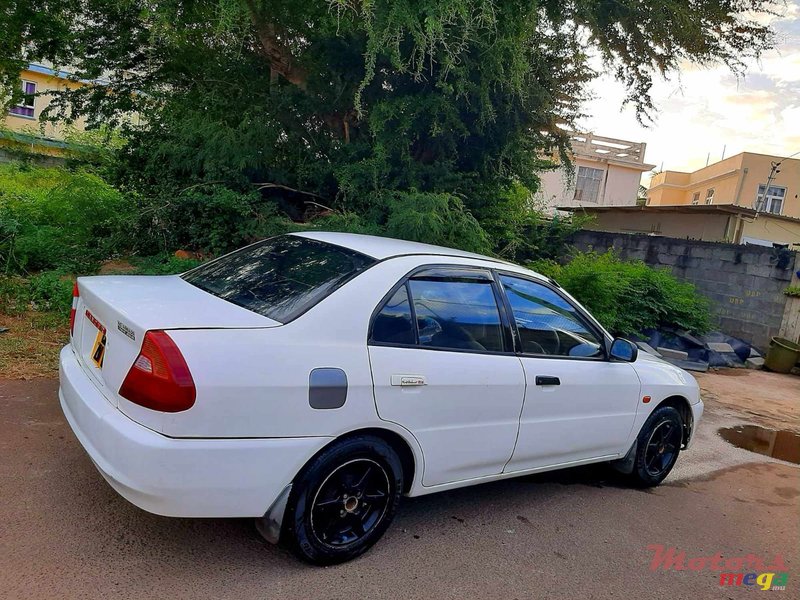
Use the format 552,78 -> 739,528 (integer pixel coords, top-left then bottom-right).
536,132 -> 656,214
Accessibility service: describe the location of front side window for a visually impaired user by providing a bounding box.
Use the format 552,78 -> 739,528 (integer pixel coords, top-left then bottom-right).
574,166 -> 604,203
182,236 -> 375,323
756,184 -> 786,215
9,80 -> 36,118
499,275 -> 604,358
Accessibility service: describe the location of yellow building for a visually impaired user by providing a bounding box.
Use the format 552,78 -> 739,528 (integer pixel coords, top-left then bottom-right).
565,204 -> 800,249
2,62 -> 102,161
647,152 -> 800,222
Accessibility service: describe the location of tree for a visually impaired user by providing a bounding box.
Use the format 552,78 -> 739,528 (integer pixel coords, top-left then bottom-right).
0,0 -> 777,257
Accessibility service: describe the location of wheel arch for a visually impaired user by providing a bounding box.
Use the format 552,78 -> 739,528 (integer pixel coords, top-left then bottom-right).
653,395 -> 694,447
332,427 -> 418,494
295,426 -> 420,494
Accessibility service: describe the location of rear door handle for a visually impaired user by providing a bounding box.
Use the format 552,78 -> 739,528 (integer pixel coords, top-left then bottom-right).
391,374 -> 426,386
535,376 -> 560,386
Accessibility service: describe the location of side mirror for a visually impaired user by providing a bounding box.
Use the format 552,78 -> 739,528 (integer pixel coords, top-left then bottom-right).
610,338 -> 638,362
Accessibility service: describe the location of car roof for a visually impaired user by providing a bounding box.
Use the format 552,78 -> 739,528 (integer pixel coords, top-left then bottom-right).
293,231 -> 515,264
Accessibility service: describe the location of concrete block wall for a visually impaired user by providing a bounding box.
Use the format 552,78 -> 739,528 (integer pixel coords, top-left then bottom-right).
569,230 -> 799,350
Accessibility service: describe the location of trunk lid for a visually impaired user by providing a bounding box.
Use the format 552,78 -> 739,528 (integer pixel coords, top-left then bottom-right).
71,275 -> 278,414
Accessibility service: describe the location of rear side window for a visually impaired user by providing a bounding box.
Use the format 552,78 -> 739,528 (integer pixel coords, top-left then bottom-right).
371,286 -> 416,345
182,236 -> 375,323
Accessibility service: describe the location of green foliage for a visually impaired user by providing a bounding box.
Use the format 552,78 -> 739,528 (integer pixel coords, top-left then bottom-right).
140,185 -> 295,255
532,251 -> 711,335
380,191 -> 490,254
127,254 -> 204,275
0,163 -> 133,274
26,271 -> 74,313
0,0 -> 777,262
784,285 -> 800,298
0,271 -> 74,315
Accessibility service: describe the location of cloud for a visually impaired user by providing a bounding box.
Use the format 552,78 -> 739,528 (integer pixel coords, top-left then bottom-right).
579,1 -> 800,175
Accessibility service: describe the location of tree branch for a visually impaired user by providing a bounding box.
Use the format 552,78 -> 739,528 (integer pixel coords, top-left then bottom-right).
242,0 -> 308,90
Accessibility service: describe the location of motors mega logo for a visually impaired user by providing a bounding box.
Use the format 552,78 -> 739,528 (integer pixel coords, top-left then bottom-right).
647,544 -> 789,591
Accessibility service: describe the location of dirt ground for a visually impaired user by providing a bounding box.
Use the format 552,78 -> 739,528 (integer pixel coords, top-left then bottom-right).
0,312 -> 67,379
695,369 -> 800,431
0,371 -> 797,599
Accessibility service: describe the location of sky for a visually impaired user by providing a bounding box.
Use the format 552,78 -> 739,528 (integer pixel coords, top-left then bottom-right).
578,1 -> 800,180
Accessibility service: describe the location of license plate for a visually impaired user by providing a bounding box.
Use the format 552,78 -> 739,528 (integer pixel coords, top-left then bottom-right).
86,310 -> 107,369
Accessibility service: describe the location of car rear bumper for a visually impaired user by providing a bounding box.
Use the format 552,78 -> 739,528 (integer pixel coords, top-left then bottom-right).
59,345 -> 330,518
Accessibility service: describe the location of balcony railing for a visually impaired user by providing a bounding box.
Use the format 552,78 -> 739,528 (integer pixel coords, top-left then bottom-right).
569,132 -> 647,165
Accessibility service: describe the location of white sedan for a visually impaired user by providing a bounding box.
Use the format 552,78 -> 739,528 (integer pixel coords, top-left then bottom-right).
59,232 -> 703,564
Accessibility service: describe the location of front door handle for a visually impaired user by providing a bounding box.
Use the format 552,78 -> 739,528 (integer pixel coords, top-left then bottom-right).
535,376 -> 560,386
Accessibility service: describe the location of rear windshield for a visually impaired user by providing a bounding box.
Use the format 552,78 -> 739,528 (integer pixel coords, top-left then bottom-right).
182,236 -> 376,323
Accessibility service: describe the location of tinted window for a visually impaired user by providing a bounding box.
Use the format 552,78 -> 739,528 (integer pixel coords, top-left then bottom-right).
371,285 -> 415,345
500,275 -> 603,358
182,236 -> 375,323
408,276 -> 503,352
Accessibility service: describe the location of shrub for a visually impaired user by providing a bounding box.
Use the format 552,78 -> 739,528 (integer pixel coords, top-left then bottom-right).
137,185 -> 294,255
474,182 -> 590,262
531,251 -> 711,335
377,190 -> 491,254
0,163 -> 134,273
0,271 -> 74,315
128,254 -> 203,275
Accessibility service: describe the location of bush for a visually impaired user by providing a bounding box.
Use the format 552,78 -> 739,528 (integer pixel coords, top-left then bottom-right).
531,251 -> 711,335
0,271 -> 74,315
136,185 -> 294,255
128,254 -> 203,275
0,162 -> 134,273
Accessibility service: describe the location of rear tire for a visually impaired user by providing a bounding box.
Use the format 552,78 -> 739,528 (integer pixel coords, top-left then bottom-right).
283,435 -> 403,565
629,406 -> 683,488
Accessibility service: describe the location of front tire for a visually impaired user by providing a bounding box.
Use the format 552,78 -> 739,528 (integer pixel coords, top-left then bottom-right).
283,435 -> 403,565
629,406 -> 683,487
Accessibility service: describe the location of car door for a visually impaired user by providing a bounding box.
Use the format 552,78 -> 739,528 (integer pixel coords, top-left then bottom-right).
368,266 -> 526,487
497,273 -> 641,473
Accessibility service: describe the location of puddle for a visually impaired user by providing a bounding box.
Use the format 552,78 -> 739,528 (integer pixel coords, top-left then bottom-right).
718,425 -> 800,465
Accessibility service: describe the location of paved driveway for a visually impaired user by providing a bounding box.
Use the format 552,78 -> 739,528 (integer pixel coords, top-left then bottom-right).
1,376 -> 797,599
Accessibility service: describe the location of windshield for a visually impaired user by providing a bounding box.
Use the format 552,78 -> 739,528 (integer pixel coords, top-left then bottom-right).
182,236 -> 376,323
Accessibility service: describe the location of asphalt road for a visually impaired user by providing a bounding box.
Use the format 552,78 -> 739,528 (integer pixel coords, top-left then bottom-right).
1,378 -> 797,599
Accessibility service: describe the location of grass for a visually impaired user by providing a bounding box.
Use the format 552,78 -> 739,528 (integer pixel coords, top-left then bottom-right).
0,311 -> 67,379
0,254 -> 201,379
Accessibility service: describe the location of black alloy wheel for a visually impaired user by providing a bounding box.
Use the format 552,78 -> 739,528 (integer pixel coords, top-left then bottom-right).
630,406 -> 684,487
310,458 -> 391,547
284,435 -> 403,565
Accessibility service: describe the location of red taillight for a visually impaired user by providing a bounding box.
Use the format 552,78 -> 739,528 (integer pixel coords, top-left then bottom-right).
119,331 -> 196,412
69,282 -> 79,336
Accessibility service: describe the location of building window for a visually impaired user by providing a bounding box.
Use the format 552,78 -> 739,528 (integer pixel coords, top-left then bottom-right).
756,184 -> 786,215
574,166 -> 604,202
9,80 -> 36,118
705,188 -> 715,204
691,192 -> 700,205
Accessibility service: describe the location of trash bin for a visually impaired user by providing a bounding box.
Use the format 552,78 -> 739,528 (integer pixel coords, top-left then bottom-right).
764,337 -> 800,374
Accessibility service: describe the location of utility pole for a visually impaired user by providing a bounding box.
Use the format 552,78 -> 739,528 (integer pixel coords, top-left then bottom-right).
755,149 -> 800,215
755,161 -> 780,214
